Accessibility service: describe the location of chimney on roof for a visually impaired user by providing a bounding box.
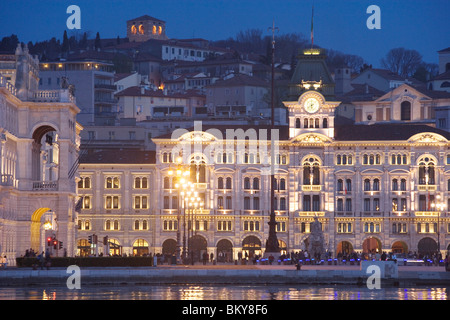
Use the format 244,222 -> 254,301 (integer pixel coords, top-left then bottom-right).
141,86 -> 145,95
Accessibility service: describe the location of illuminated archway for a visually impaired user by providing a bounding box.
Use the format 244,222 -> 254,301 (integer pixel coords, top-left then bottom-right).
133,239 -> 149,256
189,235 -> 207,262
392,241 -> 408,253
162,239 -> 177,255
337,241 -> 354,255
30,207 -> 51,252
418,237 -> 437,257
242,235 -> 261,258
362,237 -> 381,254
216,239 -> 233,262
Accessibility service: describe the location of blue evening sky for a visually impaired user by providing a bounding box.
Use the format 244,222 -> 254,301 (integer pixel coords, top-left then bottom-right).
0,0 -> 448,67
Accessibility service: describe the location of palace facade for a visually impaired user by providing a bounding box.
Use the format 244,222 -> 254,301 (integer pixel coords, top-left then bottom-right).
0,44 -> 82,266
76,49 -> 450,261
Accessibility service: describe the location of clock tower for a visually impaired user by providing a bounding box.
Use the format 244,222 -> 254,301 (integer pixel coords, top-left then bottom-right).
284,48 -> 340,140
284,89 -> 340,139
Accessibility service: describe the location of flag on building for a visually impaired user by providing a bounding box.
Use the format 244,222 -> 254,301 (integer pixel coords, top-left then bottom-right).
311,5 -> 314,47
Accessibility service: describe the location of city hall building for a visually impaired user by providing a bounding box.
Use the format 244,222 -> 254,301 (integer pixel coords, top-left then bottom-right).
2,44 -> 450,265
76,49 -> 450,261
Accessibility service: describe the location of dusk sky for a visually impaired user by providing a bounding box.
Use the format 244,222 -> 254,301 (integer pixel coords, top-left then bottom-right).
1,0 -> 448,67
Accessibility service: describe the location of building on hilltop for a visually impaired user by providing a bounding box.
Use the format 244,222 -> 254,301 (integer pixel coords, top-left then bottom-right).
127,15 -> 168,42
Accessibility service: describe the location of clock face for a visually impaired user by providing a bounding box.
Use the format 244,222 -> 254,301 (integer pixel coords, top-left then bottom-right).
304,97 -> 320,113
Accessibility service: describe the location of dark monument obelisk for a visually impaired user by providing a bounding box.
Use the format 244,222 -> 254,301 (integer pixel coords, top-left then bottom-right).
264,20 -> 280,258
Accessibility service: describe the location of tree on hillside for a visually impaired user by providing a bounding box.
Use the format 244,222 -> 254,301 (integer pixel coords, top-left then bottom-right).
326,49 -> 367,73
94,32 -> 102,51
0,34 -> 19,52
381,47 -> 423,78
62,30 -> 70,54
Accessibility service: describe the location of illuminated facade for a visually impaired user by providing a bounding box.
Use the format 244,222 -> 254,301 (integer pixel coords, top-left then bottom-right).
76,49 -> 450,260
0,44 -> 82,266
77,90 -> 450,260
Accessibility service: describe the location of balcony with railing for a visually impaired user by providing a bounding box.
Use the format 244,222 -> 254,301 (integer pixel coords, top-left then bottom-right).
415,211 -> 441,217
298,211 -> 325,217
361,211 -> 384,217
32,89 -> 75,103
302,185 -> 322,192
0,75 -> 17,96
94,83 -> 117,91
417,185 -> 437,192
32,181 -> 58,191
0,174 -> 14,187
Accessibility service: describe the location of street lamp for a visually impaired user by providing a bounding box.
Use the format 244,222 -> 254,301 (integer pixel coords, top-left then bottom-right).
168,156 -> 190,264
431,194 -> 445,256
186,197 -> 204,265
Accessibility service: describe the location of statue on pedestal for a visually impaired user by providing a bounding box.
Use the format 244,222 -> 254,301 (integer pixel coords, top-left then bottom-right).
308,216 -> 325,261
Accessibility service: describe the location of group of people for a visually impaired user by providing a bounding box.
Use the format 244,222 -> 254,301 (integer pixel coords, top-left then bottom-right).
23,248 -> 52,270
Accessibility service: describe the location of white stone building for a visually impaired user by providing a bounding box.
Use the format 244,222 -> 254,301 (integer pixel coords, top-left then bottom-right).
0,45 -> 82,265
76,50 -> 450,262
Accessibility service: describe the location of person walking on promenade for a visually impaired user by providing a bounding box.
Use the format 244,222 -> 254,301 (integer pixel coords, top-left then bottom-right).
37,252 -> 45,269
45,249 -> 51,270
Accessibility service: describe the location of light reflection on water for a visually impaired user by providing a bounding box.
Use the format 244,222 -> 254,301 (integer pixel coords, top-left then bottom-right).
0,285 -> 448,300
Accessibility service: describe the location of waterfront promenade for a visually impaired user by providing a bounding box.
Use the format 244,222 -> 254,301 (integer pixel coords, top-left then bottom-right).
0,263 -> 449,287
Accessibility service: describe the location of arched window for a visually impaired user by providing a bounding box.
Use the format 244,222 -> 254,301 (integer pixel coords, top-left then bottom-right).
418,156 -> 436,185
364,179 -> 371,191
303,157 -> 320,185
190,156 -> 206,183
164,176 -> 170,189
226,177 -> 232,189
280,178 -> 286,190
295,118 -> 301,128
244,177 -> 251,189
217,196 -> 224,209
346,179 -> 352,192
337,179 -> 343,192
400,179 -> 407,191
337,198 -> 343,211
373,179 -> 380,191
323,118 -> 328,128
218,177 -> 224,189
253,178 -> 260,190
401,101 -> 411,121
138,24 -> 144,34
392,179 -> 398,191
280,197 -> 286,210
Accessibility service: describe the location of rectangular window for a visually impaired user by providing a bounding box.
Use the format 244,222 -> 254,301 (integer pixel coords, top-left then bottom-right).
276,222 -> 286,232
303,195 -> 311,211
83,196 -> 91,209
364,198 -> 371,212
105,196 -> 119,209
134,196 -> 148,209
